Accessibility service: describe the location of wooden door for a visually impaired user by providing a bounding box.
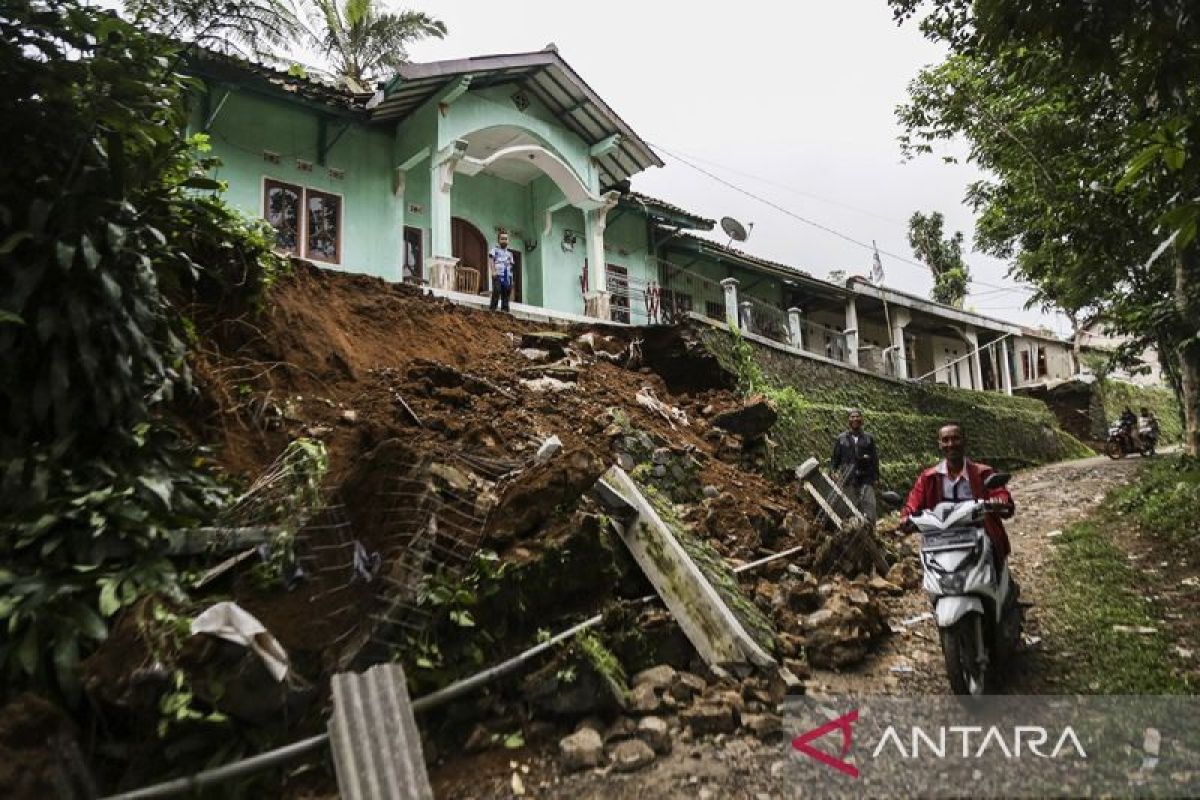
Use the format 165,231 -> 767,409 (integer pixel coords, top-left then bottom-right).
451,217 -> 487,293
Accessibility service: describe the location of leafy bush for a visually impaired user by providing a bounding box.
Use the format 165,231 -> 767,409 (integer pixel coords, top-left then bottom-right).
1113,456 -> 1200,542
0,0 -> 283,703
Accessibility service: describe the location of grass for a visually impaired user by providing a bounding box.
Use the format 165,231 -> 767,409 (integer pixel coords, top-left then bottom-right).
1045,457 -> 1198,694
1111,455 -> 1200,543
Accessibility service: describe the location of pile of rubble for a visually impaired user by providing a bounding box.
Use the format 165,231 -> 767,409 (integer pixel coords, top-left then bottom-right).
557,662 -> 799,774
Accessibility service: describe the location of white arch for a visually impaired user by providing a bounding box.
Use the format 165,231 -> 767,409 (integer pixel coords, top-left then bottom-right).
457,144 -> 605,209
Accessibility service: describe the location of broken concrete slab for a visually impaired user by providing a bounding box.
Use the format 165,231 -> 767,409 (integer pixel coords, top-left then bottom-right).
592,466 -> 775,670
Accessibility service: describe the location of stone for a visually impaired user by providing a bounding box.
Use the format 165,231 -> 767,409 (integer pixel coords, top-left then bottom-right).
628,682 -> 663,714
681,703 -> 737,735
632,664 -> 677,690
636,716 -> 672,754
668,671 -> 707,702
887,559 -> 921,590
741,713 -> 783,739
868,575 -> 904,595
518,347 -> 552,362
520,330 -> 572,356
339,409 -> 358,424
710,395 -> 778,438
604,716 -> 639,743
610,738 -> 656,772
559,729 -> 604,772
702,484 -> 720,498
616,452 -> 636,471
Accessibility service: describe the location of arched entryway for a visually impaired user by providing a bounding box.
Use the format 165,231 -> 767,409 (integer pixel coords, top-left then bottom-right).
451,217 -> 521,301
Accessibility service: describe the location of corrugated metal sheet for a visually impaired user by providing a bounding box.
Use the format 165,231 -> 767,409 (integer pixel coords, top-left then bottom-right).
329,664 -> 433,800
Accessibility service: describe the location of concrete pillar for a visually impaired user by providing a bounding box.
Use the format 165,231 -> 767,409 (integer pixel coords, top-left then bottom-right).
965,327 -> 983,391
844,297 -> 860,368
787,307 -> 803,349
891,307 -> 911,379
720,277 -> 739,330
427,140 -> 467,290
999,338 -> 1013,395
582,193 -> 619,319
739,301 -> 754,333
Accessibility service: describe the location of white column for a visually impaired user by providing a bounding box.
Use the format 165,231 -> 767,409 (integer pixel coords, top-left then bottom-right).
721,277 -> 739,330
427,140 -> 467,290
999,338 -> 1013,395
739,300 -> 754,333
965,327 -> 983,391
844,297 -> 860,368
787,307 -> 803,349
582,192 -> 619,319
891,307 -> 911,379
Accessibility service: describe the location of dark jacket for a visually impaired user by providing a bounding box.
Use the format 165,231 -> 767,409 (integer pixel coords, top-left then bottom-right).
831,430 -> 879,485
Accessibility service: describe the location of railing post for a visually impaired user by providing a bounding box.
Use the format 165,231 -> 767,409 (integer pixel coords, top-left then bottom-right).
720,277 -> 740,331
787,307 -> 803,349
738,300 -> 753,333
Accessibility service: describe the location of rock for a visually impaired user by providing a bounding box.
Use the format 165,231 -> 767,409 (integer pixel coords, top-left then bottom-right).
887,560 -> 921,590
518,347 -> 552,362
868,575 -> 904,595
610,739 -> 656,772
668,671 -> 707,702
575,716 -> 605,735
628,683 -> 662,714
603,716 -> 639,743
741,713 -> 783,739
681,703 -> 737,735
616,452 -> 636,471
533,435 -> 562,466
559,728 -> 605,772
711,395 -> 778,438
636,716 -> 671,754
488,448 -> 606,542
702,484 -> 720,498
338,409 -> 358,424
520,376 -> 576,393
632,664 -> 677,690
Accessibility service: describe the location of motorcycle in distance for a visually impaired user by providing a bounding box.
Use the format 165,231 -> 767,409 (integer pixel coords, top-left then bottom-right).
1105,420 -> 1155,459
881,473 -> 1022,696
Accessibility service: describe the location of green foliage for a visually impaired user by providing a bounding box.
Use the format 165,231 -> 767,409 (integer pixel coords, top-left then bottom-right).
1113,456 -> 1200,544
907,210 -> 970,307
712,329 -> 1092,490
304,0 -> 447,89
891,0 -> 1200,453
0,0 -> 283,704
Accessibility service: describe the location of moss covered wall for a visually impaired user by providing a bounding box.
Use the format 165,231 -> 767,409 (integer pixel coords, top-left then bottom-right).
701,329 -> 1093,490
1090,379 -> 1182,442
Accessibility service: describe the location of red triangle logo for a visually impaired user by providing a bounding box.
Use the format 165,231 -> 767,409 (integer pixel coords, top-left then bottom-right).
791,708 -> 860,778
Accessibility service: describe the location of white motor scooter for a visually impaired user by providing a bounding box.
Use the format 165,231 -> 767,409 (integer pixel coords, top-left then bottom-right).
887,473 -> 1022,695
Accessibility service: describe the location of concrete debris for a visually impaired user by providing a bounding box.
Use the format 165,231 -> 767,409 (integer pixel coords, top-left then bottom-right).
520,376 -> 576,393
518,347 -> 552,362
609,738 -> 656,772
636,716 -> 671,754
533,435 -> 562,466
559,729 -> 605,772
520,330 -> 572,356
681,703 -> 737,736
710,395 -> 777,439
635,386 -> 690,429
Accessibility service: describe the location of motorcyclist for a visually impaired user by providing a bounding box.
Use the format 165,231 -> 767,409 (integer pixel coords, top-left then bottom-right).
1138,406 -> 1160,447
1119,406 -> 1141,449
899,422 -> 1015,568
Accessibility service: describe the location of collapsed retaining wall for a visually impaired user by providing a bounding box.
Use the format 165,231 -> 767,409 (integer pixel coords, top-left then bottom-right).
681,327 -> 1093,490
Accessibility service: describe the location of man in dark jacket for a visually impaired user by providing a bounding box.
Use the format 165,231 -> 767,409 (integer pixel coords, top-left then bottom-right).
831,408 -> 880,523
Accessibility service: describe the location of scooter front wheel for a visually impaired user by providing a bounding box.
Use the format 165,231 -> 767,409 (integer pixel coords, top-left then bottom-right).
940,615 -> 986,696
1104,440 -> 1124,460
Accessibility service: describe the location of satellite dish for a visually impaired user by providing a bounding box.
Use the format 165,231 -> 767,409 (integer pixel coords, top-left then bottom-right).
721,217 -> 750,247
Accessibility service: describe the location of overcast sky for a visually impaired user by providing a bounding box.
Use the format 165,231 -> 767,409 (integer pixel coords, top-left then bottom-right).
394,0 -> 1061,331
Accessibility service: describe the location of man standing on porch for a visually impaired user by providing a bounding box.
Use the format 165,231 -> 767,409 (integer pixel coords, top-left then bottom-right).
488,230 -> 514,313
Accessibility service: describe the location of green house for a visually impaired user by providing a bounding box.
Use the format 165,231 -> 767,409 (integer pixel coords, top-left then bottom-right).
183,45 -> 720,320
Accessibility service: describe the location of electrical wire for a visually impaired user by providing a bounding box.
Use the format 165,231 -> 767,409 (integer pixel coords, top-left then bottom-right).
648,141 -> 1037,298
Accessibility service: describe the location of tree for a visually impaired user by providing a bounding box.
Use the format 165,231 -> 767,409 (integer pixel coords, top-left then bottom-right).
907,210 -> 971,307
304,0 -> 446,91
123,0 -> 303,61
890,0 -> 1200,456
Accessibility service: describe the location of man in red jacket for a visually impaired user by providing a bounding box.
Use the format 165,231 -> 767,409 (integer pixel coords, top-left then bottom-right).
900,422 -> 1015,566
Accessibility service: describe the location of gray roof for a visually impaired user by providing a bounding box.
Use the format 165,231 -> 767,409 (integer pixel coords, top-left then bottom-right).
370,47 -> 663,187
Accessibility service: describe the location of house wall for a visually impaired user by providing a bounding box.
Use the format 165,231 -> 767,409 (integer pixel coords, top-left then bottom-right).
195,90 -> 400,279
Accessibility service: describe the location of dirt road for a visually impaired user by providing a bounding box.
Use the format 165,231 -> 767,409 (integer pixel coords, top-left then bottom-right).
534,454 -> 1148,799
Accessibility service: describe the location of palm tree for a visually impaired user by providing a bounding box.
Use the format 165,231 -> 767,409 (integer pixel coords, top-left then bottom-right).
306,0 -> 446,91
124,0 -> 304,62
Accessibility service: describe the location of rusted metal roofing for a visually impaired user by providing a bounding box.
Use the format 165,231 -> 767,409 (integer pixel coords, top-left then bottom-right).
328,664 -> 433,800
621,191 -> 715,230
182,47 -> 369,116
370,47 -> 664,187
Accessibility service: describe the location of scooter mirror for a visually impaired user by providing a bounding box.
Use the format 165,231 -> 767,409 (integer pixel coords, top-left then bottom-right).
879,491 -> 903,506
983,472 -> 1011,489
